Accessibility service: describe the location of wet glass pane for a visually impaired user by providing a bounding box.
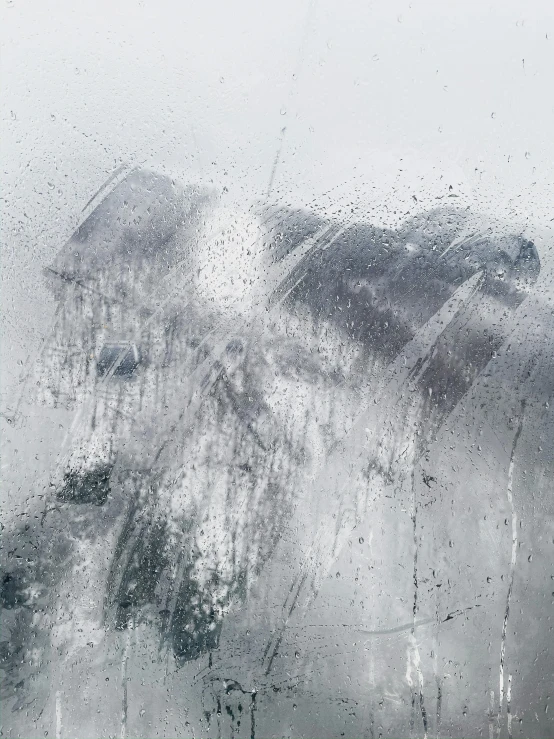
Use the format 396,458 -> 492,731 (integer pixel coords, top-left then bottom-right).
2,2 -> 554,738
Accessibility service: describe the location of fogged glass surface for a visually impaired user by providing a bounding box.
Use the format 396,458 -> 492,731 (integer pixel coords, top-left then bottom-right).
2,2 -> 554,738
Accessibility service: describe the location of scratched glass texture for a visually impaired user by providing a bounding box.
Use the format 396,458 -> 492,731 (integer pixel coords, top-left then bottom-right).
2,2 -> 554,738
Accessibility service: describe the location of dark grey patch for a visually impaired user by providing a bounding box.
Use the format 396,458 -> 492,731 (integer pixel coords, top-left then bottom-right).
112,517 -> 169,630
287,209 -> 539,364
171,571 -> 226,663
226,338 -> 244,357
96,343 -> 141,378
57,463 -> 113,505
0,572 -> 28,610
422,473 -> 436,488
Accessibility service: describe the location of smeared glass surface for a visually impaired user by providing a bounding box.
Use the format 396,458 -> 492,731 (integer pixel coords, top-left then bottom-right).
2,3 -> 554,738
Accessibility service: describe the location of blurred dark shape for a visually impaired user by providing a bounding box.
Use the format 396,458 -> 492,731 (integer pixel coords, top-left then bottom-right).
57,463 -> 113,505
96,343 -> 141,379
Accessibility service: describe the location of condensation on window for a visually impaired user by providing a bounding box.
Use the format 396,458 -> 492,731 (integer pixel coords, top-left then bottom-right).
2,2 -> 554,738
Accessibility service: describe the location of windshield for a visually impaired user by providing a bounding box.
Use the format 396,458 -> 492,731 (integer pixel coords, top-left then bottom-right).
2,2 -> 554,738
